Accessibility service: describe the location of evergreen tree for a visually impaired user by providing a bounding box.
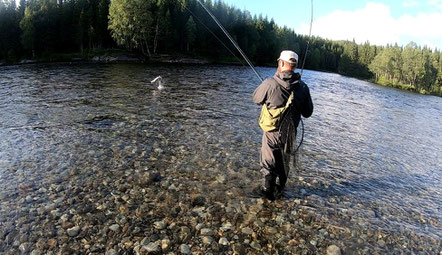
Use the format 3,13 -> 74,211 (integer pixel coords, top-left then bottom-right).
185,16 -> 197,52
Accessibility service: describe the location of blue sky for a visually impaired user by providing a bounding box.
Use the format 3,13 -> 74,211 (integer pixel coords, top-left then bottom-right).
220,0 -> 442,49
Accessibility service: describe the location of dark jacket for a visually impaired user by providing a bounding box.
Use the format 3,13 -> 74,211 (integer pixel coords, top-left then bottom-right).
253,71 -> 313,124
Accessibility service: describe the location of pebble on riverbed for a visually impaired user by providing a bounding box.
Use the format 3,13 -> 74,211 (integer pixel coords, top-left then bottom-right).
327,245 -> 342,255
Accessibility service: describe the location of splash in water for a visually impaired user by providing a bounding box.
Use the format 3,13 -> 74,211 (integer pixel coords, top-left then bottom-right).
151,76 -> 164,90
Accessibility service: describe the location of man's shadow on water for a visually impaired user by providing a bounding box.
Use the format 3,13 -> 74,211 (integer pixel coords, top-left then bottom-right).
282,173 -> 437,203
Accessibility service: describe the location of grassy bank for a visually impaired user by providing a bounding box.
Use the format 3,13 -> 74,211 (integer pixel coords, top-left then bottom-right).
372,76 -> 442,96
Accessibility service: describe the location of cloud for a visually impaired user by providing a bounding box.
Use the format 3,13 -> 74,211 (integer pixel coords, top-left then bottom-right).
403,0 -> 420,7
429,0 -> 442,9
297,2 -> 442,49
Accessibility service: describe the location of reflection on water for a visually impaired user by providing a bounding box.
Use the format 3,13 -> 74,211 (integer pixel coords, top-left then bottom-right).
0,63 -> 441,253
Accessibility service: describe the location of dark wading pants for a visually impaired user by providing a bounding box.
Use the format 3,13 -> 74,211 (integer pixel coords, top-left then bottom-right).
260,130 -> 292,192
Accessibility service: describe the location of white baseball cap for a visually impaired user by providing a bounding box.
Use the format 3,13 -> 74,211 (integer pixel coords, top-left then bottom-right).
277,50 -> 298,64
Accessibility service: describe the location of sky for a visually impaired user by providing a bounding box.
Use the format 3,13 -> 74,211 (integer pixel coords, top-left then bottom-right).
220,0 -> 442,50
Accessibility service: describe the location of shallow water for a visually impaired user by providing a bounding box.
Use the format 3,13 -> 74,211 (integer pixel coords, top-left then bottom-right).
0,63 -> 441,254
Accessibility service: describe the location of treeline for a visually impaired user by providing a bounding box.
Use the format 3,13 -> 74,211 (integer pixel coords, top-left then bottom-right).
0,0 -> 113,61
0,0 -> 441,95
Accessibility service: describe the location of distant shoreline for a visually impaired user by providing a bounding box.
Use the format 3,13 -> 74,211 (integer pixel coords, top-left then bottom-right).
1,53 -> 439,97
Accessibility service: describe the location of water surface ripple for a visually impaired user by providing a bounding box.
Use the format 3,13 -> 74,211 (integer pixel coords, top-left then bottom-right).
0,63 -> 441,254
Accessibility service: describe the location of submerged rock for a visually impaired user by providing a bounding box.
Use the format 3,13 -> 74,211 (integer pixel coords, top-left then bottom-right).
153,221 -> 166,230
218,237 -> 229,246
326,245 -> 342,255
180,244 -> 191,254
66,226 -> 80,237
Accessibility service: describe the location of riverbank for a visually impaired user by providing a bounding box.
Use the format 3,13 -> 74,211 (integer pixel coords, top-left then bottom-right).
370,76 -> 442,96
0,50 -> 211,67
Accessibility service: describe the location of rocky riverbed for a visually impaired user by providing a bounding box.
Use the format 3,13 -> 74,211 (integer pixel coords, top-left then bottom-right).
0,63 -> 440,254
0,128 -> 439,254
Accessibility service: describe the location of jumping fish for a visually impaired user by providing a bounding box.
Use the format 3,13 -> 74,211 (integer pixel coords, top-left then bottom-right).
151,76 -> 164,90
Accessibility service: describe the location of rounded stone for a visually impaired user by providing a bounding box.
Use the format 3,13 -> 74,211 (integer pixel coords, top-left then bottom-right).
153,221 -> 166,230
66,226 -> 80,237
161,239 -> 170,250
19,242 -> 31,253
30,250 -> 41,255
218,237 -> 229,246
180,244 -> 191,254
105,249 -> 118,255
241,227 -> 253,235
250,241 -> 261,250
202,236 -> 213,245
326,245 -> 342,255
143,242 -> 161,253
200,228 -> 214,236
266,227 -> 277,234
109,224 -> 120,232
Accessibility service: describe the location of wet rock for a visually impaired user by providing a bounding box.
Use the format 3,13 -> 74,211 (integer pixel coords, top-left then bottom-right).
106,249 -> 118,255
377,239 -> 386,247
91,244 -> 105,252
66,226 -> 80,237
218,237 -> 229,246
30,250 -> 40,255
143,242 -> 161,253
149,172 -> 163,183
161,239 -> 170,251
241,227 -> 253,235
326,245 -> 342,255
202,236 -> 213,245
253,219 -> 265,228
266,226 -> 278,235
180,244 -> 191,254
192,196 -> 206,207
19,242 -> 31,253
109,224 -> 120,232
250,241 -> 261,250
220,222 -> 233,232
47,238 -> 57,249
216,174 -> 227,184
233,243 -> 246,254
200,228 -> 214,236
153,221 -> 166,230
179,226 -> 191,242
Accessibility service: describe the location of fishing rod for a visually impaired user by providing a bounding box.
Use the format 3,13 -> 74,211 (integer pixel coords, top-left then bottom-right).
300,0 -> 314,77
196,0 -> 264,82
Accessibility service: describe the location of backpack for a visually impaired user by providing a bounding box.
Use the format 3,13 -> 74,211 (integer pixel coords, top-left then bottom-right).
258,92 -> 294,132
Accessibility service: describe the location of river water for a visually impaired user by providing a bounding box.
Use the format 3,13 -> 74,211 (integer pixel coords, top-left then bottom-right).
0,63 -> 441,254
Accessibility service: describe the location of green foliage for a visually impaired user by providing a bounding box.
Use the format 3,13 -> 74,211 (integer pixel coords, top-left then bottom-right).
0,0 -> 22,62
108,0 -> 155,56
369,42 -> 440,95
1,0 -> 441,96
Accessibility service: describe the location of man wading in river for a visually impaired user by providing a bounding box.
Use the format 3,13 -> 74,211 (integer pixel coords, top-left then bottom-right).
252,50 -> 313,200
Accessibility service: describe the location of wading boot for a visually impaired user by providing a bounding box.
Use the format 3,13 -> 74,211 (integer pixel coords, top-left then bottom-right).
249,186 -> 276,201
275,184 -> 285,199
